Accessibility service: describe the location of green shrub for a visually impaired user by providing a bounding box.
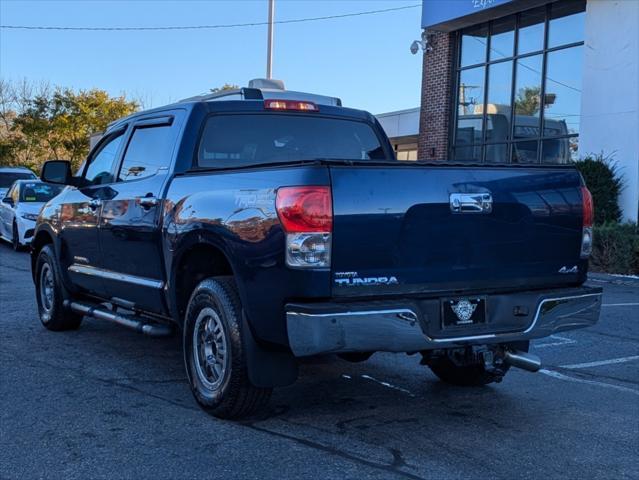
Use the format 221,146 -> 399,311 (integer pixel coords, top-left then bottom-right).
590,222 -> 639,275
573,154 -> 623,225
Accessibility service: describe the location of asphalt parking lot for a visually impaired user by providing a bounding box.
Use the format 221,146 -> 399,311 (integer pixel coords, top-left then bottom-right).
1,242 -> 637,480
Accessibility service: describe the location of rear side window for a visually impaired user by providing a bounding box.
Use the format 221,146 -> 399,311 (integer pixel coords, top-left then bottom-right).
198,114 -> 388,168
118,125 -> 176,181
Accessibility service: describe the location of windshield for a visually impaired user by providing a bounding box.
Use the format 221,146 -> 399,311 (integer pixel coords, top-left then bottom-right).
198,114 -> 390,168
0,172 -> 36,188
19,182 -> 63,202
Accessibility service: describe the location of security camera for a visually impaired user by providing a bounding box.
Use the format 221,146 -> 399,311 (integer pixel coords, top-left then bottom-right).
410,40 -> 420,55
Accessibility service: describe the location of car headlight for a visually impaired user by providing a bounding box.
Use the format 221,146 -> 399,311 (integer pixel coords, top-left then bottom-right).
21,212 -> 39,221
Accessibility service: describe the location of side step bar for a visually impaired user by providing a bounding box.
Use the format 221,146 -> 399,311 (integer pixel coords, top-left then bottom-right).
64,300 -> 174,337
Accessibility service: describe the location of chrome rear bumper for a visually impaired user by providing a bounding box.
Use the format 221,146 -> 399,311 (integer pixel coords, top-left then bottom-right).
286,287 -> 602,357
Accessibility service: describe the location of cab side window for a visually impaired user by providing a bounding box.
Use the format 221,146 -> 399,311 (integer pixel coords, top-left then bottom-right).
118,124 -> 175,181
84,132 -> 125,186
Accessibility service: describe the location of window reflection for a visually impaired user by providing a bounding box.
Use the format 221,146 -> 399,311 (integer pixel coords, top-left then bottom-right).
514,54 -> 543,139
453,145 -> 482,162
461,24 -> 488,66
541,137 -> 579,164
544,46 -> 583,136
518,7 -> 545,54
456,66 -> 485,145
485,143 -> 509,163
490,17 -> 514,60
549,1 -> 586,47
452,1 -> 585,164
512,140 -> 539,163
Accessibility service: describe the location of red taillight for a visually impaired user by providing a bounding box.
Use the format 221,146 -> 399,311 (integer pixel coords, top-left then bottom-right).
581,186 -> 594,227
276,186 -> 332,233
264,99 -> 319,112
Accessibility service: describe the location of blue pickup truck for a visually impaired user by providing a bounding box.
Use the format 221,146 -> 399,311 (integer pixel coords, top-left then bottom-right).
32,80 -> 601,418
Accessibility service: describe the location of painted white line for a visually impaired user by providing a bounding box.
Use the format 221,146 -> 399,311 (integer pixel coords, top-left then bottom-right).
539,369 -> 639,396
560,355 -> 639,370
534,334 -> 577,348
360,374 -> 415,397
602,303 -> 639,307
341,374 -> 352,380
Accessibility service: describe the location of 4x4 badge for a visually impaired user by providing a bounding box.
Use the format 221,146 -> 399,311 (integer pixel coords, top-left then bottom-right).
558,265 -> 578,274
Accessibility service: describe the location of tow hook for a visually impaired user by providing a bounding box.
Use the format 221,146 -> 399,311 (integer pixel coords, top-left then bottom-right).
503,350 -> 542,372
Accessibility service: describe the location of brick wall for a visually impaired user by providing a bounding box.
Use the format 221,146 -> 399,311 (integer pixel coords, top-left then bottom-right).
417,31 -> 455,161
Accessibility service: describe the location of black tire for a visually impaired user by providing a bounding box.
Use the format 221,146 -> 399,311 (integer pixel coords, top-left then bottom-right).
12,222 -> 21,251
183,277 -> 272,419
428,357 -> 509,386
35,245 -> 83,331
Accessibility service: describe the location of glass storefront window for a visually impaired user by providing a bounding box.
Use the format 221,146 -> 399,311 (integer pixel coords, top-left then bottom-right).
514,54 -> 543,139
490,17 -> 515,60
518,7 -> 545,54
544,45 -> 584,136
456,66 -> 485,145
512,140 -> 539,163
452,0 -> 586,164
549,1 -> 586,48
460,24 -> 488,67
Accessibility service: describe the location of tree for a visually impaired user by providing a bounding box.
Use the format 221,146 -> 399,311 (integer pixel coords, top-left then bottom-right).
514,86 -> 541,116
0,79 -> 138,171
210,83 -> 239,93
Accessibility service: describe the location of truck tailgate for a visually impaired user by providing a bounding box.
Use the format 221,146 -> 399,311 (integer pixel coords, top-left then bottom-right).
329,165 -> 586,297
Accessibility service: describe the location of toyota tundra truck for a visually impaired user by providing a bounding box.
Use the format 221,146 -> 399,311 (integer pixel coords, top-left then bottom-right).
32,80 -> 602,419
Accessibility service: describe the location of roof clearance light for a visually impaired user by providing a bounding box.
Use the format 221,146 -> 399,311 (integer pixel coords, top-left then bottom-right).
264,99 -> 319,112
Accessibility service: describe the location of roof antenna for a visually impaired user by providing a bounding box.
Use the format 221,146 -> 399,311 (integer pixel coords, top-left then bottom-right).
266,0 -> 275,79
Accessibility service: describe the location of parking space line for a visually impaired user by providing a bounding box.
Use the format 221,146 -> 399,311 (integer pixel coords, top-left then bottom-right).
539,369 -> 639,396
559,355 -> 639,370
602,303 -> 639,307
360,374 -> 415,397
534,334 -> 576,348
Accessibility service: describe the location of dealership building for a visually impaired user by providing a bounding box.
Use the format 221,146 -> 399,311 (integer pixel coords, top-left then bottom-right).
377,0 -> 638,222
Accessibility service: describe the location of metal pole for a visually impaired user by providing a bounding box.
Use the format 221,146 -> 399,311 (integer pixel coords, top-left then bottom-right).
266,0 -> 275,79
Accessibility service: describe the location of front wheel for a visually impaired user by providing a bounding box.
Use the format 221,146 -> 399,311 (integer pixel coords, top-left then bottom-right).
183,277 -> 271,419
35,245 -> 83,331
12,222 -> 22,251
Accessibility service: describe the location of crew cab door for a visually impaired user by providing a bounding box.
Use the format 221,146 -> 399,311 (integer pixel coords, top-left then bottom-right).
98,111 -> 183,314
0,183 -> 18,238
61,128 -> 127,296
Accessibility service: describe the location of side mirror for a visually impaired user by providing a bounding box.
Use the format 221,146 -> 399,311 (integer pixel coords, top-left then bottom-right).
41,160 -> 73,185
2,197 -> 13,206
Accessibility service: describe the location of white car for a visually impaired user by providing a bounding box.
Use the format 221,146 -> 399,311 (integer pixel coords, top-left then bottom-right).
0,166 -> 37,199
0,180 -> 63,250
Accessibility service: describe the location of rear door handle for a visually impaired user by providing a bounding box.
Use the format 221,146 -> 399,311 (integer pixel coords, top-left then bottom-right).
450,193 -> 493,214
137,196 -> 159,209
88,199 -> 102,210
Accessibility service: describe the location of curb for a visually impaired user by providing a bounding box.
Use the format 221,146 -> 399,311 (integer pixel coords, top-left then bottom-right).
588,272 -> 639,287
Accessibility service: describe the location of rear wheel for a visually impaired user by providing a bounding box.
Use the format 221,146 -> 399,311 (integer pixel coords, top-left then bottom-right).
183,277 -> 271,419
35,245 -> 83,331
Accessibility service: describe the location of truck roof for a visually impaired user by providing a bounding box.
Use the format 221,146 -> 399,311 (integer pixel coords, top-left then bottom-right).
107,79 -> 370,132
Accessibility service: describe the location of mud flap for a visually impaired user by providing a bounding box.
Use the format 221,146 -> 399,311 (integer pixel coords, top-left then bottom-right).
242,313 -> 298,388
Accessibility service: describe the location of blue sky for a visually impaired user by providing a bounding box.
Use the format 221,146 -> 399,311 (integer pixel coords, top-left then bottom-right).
0,0 -> 423,114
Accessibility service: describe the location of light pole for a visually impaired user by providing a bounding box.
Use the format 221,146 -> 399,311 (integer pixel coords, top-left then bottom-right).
266,0 -> 275,79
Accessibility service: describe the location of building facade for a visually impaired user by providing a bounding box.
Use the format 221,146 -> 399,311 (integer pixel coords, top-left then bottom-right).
377,0 -> 638,223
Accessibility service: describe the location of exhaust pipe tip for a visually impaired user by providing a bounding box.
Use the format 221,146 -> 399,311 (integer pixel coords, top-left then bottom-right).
504,350 -> 541,372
